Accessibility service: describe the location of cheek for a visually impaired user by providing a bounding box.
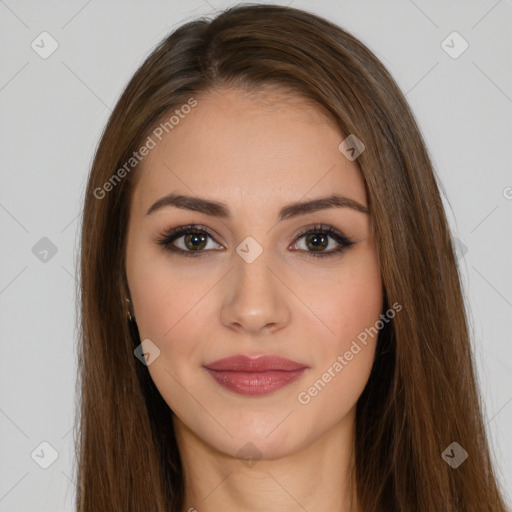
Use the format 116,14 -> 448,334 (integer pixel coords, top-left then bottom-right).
126,247 -> 220,389
299,242 -> 383,354
295,246 -> 382,410
126,238 -> 204,342
125,244 -> 212,411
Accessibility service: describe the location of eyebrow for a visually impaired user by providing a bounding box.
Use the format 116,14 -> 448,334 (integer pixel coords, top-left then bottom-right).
145,193 -> 369,220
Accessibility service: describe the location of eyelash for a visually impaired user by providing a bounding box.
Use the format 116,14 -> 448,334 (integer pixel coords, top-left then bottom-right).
155,223 -> 355,259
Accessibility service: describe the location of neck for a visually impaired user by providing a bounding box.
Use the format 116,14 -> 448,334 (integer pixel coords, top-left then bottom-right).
175,407 -> 361,512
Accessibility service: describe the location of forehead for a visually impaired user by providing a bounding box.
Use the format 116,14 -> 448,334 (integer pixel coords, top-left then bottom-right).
131,87 -> 367,219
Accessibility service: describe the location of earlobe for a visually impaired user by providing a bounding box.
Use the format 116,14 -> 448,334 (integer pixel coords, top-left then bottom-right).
126,297 -> 141,347
127,312 -> 141,348
125,296 -> 134,318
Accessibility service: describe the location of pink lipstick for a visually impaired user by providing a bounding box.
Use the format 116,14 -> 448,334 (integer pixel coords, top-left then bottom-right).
203,354 -> 309,396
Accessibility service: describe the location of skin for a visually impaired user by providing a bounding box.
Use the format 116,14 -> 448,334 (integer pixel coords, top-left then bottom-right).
125,86 -> 382,512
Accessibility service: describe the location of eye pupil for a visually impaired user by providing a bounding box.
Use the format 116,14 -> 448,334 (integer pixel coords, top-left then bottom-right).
306,233 -> 328,252
185,233 -> 207,251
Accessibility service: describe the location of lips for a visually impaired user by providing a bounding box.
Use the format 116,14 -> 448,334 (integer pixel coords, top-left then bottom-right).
203,355 -> 309,396
204,354 -> 307,372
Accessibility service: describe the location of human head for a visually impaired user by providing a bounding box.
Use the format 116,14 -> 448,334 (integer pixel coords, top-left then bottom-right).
76,4 -> 508,512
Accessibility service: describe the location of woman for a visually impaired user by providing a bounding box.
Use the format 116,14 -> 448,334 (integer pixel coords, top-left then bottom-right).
75,4 -> 509,511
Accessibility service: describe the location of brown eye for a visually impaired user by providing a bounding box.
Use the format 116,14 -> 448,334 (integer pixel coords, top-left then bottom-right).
303,232 -> 329,252
292,224 -> 355,258
156,225 -> 222,257
182,232 -> 208,251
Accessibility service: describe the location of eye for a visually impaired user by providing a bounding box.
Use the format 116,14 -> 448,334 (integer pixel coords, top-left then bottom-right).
155,223 -> 355,258
155,224 -> 222,257
290,224 -> 355,258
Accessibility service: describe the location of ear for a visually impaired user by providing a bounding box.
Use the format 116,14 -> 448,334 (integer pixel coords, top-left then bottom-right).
120,267 -> 134,317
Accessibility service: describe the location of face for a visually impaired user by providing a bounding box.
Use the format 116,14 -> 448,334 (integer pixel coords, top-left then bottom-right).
125,86 -> 383,460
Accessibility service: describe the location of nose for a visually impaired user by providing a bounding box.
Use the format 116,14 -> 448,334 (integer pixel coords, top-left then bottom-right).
220,248 -> 291,336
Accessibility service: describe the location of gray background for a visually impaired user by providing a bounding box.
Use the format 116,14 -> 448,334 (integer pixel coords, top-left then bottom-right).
1,0 -> 511,510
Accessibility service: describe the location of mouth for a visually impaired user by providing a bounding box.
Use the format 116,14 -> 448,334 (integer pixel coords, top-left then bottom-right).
202,354 -> 309,396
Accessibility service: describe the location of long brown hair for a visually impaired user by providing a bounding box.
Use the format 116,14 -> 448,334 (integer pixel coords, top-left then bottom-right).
75,4 -> 509,511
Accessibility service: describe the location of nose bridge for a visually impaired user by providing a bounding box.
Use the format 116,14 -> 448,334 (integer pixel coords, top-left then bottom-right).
232,238 -> 278,302
220,237 -> 290,333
